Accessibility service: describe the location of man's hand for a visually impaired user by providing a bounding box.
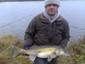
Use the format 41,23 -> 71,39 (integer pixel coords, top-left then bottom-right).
24,45 -> 30,50
23,44 -> 30,56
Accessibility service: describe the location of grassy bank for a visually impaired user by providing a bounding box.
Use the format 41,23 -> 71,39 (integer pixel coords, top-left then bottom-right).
0,35 -> 85,64
0,35 -> 32,64
58,36 -> 85,64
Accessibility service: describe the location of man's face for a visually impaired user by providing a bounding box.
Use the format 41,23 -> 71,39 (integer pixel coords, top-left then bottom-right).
45,4 -> 58,16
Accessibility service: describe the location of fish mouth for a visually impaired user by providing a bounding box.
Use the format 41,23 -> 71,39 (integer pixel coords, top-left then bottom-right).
55,49 -> 70,56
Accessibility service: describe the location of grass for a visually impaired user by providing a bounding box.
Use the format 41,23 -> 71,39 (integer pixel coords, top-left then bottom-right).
0,34 -> 85,64
0,35 -> 33,64
58,36 -> 85,64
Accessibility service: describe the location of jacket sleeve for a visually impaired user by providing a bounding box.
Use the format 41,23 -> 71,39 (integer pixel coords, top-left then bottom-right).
60,19 -> 70,48
24,17 -> 37,47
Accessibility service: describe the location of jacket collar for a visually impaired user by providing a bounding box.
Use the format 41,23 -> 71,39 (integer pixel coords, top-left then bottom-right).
39,13 -> 63,23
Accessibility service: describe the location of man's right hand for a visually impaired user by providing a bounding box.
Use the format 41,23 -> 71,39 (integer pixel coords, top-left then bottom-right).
24,44 -> 30,50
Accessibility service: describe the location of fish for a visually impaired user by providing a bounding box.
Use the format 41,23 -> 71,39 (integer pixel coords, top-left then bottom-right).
12,45 -> 69,62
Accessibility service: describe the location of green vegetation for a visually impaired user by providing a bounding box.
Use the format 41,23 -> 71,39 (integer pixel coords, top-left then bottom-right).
0,34 -> 85,64
0,35 -> 32,64
58,36 -> 85,64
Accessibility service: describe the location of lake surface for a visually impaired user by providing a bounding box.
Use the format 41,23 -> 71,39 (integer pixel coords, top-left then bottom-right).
0,1 -> 85,41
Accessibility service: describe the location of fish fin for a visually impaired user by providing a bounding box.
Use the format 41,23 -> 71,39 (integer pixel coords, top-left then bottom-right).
29,55 -> 36,62
47,57 -> 53,62
12,46 -> 20,58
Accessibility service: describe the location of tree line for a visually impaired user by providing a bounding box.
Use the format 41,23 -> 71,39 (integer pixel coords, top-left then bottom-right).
0,0 -> 82,2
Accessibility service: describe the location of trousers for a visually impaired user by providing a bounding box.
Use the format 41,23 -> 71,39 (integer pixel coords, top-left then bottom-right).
34,57 -> 58,64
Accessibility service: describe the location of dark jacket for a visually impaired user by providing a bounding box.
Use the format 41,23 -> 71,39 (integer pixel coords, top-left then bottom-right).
24,13 -> 70,48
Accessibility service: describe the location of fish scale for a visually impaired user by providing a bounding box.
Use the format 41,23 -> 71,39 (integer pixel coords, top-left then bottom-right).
12,46 -> 69,62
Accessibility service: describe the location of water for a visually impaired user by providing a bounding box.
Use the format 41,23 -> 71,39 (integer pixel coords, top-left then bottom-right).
0,1 -> 85,41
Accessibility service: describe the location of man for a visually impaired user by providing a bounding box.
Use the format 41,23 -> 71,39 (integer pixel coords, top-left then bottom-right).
24,0 -> 70,64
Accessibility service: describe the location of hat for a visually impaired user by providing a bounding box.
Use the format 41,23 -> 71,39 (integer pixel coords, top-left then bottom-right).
45,0 -> 60,7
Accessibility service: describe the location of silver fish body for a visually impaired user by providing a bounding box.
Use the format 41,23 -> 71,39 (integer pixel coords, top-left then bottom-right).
12,46 -> 69,62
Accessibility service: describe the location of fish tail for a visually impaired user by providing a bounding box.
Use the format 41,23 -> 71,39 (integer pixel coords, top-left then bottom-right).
12,46 -> 20,58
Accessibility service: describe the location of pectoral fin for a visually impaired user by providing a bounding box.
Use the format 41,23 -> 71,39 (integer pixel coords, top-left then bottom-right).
29,55 -> 36,62
47,57 -> 53,62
